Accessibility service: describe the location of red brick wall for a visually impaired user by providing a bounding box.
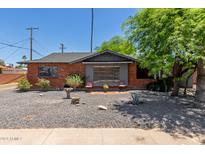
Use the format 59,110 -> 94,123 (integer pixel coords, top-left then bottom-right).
27,63 -> 85,88
27,62 -> 154,89
128,63 -> 155,89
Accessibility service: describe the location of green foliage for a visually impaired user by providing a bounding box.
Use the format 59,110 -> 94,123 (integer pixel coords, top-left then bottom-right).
0,59 -> 5,66
65,74 -> 84,89
22,55 -> 27,61
17,78 -> 32,91
122,8 -> 205,78
95,36 -> 136,56
36,78 -> 51,91
15,64 -> 24,69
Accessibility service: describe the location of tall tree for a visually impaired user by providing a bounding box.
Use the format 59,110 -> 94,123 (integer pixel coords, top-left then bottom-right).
186,9 -> 205,102
95,36 -> 136,56
123,8 -> 205,97
0,59 -> 5,66
196,59 -> 205,101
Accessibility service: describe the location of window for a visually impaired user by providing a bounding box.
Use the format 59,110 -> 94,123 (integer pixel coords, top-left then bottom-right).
93,66 -> 120,81
137,66 -> 153,79
39,66 -> 58,78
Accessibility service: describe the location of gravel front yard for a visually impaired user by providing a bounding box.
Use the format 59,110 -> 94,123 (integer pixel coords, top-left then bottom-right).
0,89 -> 204,137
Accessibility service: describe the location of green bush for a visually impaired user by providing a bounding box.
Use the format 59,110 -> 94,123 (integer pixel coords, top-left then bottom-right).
17,78 -> 32,91
36,78 -> 50,91
65,74 -> 84,89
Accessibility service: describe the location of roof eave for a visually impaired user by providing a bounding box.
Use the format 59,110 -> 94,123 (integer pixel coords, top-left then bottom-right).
70,50 -> 138,64
17,50 -> 138,64
82,61 -> 134,64
17,61 -> 73,64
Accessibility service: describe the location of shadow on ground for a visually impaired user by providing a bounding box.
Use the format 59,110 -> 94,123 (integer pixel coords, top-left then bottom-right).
112,90 -> 205,137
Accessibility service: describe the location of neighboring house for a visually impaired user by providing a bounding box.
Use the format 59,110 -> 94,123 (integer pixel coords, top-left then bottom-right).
1,67 -> 27,74
0,63 -> 26,84
18,50 -> 155,89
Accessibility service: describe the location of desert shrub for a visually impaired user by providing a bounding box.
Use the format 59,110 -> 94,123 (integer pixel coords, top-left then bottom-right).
17,78 -> 32,91
65,74 -> 84,89
36,78 -> 50,91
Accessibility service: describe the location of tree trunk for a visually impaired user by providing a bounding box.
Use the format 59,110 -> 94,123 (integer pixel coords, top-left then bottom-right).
172,78 -> 180,96
183,76 -> 189,96
184,68 -> 196,96
195,59 -> 205,102
162,78 -> 168,92
171,61 -> 183,96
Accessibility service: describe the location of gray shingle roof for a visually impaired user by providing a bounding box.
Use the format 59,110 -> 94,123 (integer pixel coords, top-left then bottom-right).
18,50 -> 137,64
21,52 -> 93,64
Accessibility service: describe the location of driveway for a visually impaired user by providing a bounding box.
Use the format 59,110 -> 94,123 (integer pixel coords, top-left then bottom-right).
0,89 -> 204,138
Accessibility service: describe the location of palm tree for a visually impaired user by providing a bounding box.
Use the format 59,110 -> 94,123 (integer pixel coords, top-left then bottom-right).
22,55 -> 27,62
195,59 -> 205,102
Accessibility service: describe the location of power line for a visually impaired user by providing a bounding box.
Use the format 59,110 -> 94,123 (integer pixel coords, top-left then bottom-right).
4,40 -> 28,60
0,37 -> 44,61
4,45 -> 43,61
32,49 -> 44,57
0,38 -> 29,50
4,48 -> 20,60
0,42 -> 29,50
33,38 -> 48,51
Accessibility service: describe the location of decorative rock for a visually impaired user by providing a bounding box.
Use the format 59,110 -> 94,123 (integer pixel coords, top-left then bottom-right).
98,105 -> 108,110
176,120 -> 180,125
64,88 -> 73,99
39,93 -> 43,96
71,97 -> 80,104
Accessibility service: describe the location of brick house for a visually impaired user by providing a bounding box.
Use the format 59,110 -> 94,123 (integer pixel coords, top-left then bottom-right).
19,50 -> 155,89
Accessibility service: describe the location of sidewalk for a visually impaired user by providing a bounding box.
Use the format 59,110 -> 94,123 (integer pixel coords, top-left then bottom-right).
0,83 -> 17,91
0,128 -> 202,145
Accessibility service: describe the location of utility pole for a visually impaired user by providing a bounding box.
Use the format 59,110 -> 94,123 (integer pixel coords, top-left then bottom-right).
90,8 -> 94,53
26,27 -> 39,60
60,43 -> 66,54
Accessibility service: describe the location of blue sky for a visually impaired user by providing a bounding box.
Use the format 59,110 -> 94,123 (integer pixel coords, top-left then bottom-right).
0,8 -> 136,65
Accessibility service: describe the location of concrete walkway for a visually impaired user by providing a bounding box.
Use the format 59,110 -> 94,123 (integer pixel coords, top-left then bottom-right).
0,83 -> 17,91
0,128 -> 202,145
